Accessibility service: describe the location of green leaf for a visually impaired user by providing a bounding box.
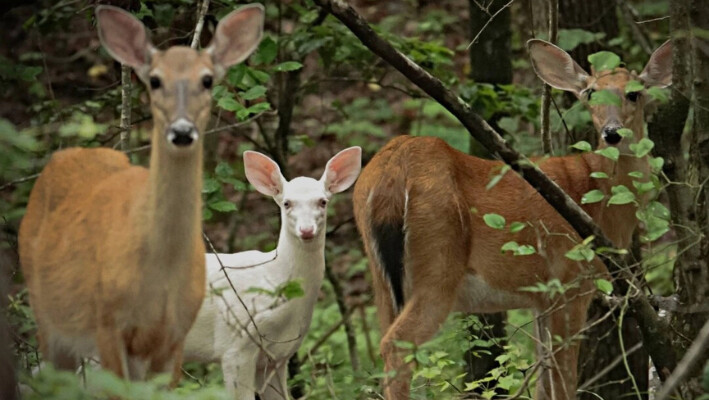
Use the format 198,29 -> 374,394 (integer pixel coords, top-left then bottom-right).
633,180 -> 655,194
629,138 -> 654,157
486,165 -> 510,190
589,89 -> 621,106
209,201 -> 237,213
483,213 -> 506,229
628,171 -> 645,178
616,128 -> 634,138
590,171 -> 608,179
280,280 -> 305,299
565,245 -> 595,262
215,162 -> 234,178
239,85 -> 267,100
571,140 -> 592,152
649,156 -> 665,172
252,37 -> 277,65
501,241 -> 519,252
515,244 -> 536,256
556,29 -> 605,51
595,146 -> 619,161
217,97 -> 243,112
202,177 -> 220,194
607,185 -> 635,205
509,221 -> 526,233
582,189 -> 605,204
275,61 -> 303,72
648,86 -> 669,103
588,51 -> 621,71
625,80 -> 644,93
594,279 -> 613,295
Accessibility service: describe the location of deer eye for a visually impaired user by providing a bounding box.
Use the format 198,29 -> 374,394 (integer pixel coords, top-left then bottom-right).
626,91 -> 640,102
283,200 -> 292,209
318,198 -> 328,208
149,76 -> 161,90
202,75 -> 213,89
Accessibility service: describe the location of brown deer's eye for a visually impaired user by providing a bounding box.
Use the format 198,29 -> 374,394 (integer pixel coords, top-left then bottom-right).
149,76 -> 161,90
626,91 -> 640,102
202,75 -> 213,89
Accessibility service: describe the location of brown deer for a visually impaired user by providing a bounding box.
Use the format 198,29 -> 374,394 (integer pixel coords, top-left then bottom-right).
353,39 -> 672,399
18,4 -> 264,383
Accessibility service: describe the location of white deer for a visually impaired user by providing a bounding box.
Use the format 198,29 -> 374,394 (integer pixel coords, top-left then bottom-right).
183,147 -> 362,400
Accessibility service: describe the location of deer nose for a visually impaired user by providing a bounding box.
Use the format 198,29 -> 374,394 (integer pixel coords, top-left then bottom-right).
602,126 -> 622,145
299,226 -> 315,240
167,119 -> 198,147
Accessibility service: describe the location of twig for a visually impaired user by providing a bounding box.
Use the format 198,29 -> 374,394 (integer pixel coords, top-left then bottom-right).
466,0 -> 514,49
325,264 -> 360,371
0,173 -> 40,191
119,65 -> 132,150
655,318 -> 709,400
540,0 -> 557,154
311,0 -> 677,381
191,0 -> 211,49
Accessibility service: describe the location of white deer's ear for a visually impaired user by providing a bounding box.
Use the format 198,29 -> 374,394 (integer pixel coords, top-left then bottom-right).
207,4 -> 264,80
527,39 -> 590,96
96,6 -> 155,78
639,40 -> 672,87
244,151 -> 284,197
321,147 -> 362,195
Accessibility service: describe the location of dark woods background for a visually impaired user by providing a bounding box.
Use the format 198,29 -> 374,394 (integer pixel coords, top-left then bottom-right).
1,0 -> 707,399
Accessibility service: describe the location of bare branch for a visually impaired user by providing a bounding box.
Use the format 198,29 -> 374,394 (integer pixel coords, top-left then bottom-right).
191,0 -> 211,49
540,0 -> 557,154
119,65 -> 132,150
655,319 -> 709,400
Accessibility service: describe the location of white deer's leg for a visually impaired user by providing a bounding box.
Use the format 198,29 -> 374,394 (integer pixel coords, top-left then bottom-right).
259,362 -> 289,400
222,347 -> 258,400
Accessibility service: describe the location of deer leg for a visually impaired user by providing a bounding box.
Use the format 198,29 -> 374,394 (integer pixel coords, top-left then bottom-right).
37,326 -> 78,372
535,292 -> 592,400
96,322 -> 129,379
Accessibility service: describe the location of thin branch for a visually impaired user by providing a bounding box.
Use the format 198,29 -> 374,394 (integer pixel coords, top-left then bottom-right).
466,0 -> 514,49
655,318 -> 709,400
119,65 -> 132,150
191,0 -> 211,49
540,0 -> 557,154
0,173 -> 40,191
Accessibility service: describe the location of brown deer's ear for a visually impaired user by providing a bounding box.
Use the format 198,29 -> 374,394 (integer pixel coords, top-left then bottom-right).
527,39 -> 590,96
207,4 -> 264,80
96,6 -> 155,78
639,40 -> 672,87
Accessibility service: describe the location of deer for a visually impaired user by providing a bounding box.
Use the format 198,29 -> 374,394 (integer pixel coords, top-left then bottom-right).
352,39 -> 672,400
17,4 -> 264,384
181,147 -> 361,399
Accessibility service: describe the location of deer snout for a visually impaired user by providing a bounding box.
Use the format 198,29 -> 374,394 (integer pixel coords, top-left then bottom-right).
167,118 -> 199,147
298,226 -> 315,240
602,125 -> 622,145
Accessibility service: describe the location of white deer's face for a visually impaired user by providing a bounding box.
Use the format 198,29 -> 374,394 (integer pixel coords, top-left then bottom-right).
279,177 -> 330,242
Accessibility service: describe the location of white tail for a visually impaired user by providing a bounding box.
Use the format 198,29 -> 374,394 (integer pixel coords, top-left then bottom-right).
18,4 -> 264,384
353,40 -> 672,400
182,147 -> 362,399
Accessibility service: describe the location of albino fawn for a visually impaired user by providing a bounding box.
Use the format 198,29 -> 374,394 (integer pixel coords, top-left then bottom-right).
353,40 -> 672,400
18,5 -> 263,383
183,147 -> 362,399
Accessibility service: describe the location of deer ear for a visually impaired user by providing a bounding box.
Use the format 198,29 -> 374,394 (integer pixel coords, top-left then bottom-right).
321,147 -> 362,195
244,151 -> 284,197
207,4 -> 264,80
527,39 -> 590,95
639,40 -> 672,87
96,6 -> 154,77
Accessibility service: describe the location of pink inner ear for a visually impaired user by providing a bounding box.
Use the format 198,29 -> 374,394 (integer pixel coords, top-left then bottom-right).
244,152 -> 281,195
98,8 -> 149,67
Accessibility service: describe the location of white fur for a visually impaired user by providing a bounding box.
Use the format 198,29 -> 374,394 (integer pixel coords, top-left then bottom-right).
183,147 -> 361,400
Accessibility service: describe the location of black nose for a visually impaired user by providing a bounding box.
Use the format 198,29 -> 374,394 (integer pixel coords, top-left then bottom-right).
167,120 -> 197,147
602,126 -> 622,145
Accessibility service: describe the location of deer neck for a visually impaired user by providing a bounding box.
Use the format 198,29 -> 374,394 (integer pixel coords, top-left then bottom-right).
144,127 -> 203,270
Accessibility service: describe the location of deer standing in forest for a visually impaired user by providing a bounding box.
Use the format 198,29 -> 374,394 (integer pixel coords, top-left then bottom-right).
18,5 -> 264,383
353,39 -> 672,400
182,147 -> 361,399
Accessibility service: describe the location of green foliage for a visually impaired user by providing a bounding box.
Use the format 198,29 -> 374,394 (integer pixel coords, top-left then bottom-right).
556,29 -> 605,52
589,89 -> 621,107
483,213 -> 506,230
588,51 -> 621,71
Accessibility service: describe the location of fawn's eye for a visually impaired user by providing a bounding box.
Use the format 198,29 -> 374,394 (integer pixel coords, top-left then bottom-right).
202,75 -> 213,89
149,76 -> 161,90
626,91 -> 640,102
319,198 -> 328,208
283,200 -> 291,209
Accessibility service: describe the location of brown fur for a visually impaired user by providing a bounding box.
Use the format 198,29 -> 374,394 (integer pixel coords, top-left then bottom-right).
354,40 -> 672,400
